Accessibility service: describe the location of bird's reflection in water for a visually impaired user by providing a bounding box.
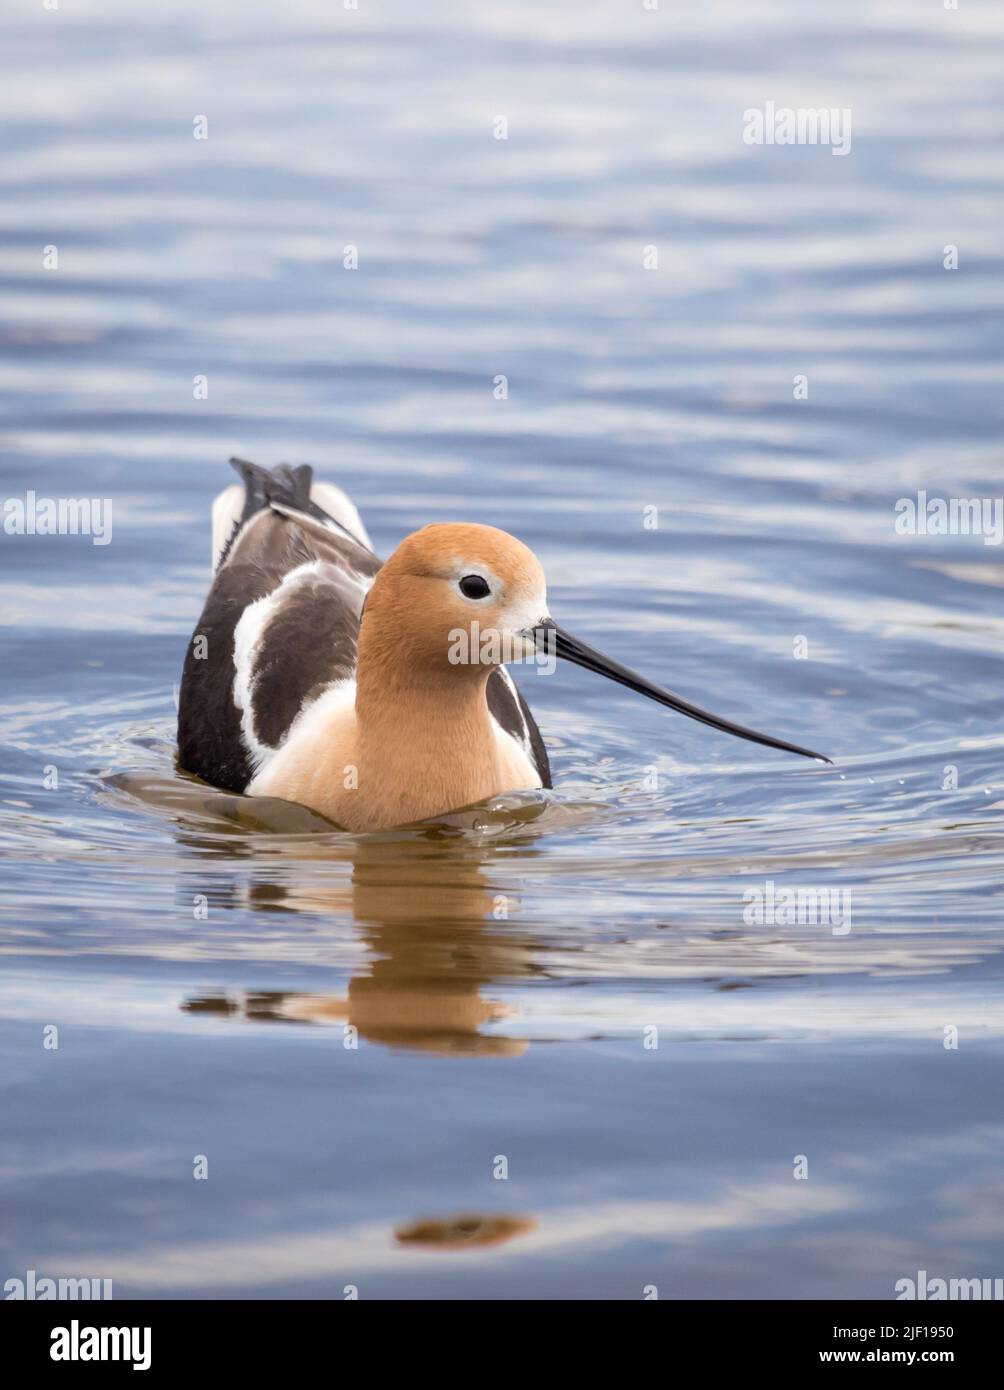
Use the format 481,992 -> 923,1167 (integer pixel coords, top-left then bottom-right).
182,826 -> 547,1057
394,1213 -> 538,1250
174,816 -> 544,1253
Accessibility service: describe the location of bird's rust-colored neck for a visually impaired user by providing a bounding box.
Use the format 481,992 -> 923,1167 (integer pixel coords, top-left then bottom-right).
354,645 -> 505,826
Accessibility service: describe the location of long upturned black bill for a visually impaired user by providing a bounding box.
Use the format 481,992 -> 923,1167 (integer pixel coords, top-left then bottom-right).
534,620 -> 831,764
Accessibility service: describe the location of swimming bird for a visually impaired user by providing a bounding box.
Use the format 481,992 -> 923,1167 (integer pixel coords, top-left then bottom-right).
177,459 -> 829,831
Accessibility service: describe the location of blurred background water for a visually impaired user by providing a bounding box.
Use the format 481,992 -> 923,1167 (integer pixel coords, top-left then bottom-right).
1,0 -> 1003,1298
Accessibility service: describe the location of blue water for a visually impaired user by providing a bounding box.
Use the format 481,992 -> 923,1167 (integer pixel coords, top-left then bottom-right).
1,0 -> 1003,1298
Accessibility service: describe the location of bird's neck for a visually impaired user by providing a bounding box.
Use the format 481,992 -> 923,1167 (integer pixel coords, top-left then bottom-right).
354,659 -> 505,824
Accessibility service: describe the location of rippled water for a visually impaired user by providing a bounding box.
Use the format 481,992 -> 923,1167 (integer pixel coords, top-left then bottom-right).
2,0 -> 1003,1298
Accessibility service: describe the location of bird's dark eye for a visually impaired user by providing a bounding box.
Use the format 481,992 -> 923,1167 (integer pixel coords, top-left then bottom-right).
459,574 -> 491,599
